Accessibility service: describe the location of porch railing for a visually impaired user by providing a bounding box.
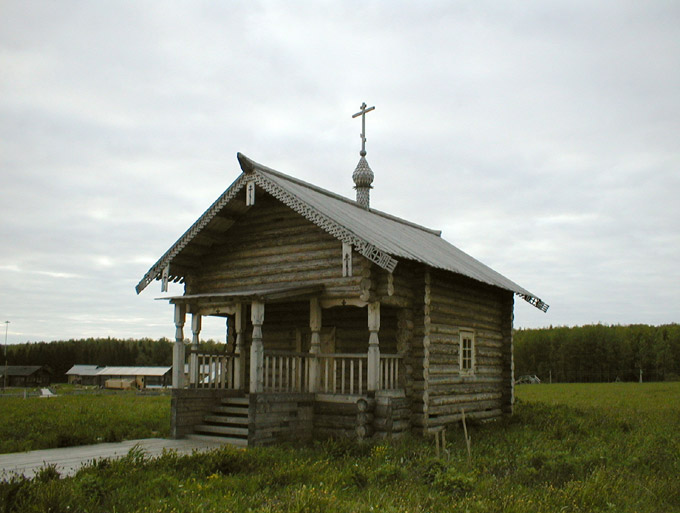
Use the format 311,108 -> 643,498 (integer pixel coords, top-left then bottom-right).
379,354 -> 401,390
190,352 -> 240,389
263,351 -> 311,393
183,350 -> 402,394
318,353 -> 368,395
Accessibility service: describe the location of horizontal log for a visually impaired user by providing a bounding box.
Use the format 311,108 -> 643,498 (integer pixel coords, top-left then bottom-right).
207,239 -> 339,266
315,414 -> 361,429
428,313 -> 502,333
427,383 -> 500,397
429,324 -> 503,342
429,274 -> 505,301
314,427 -> 356,439
200,257 -> 342,283
198,268 -> 345,291
427,375 -> 503,386
314,402 -> 358,415
373,417 -> 392,430
429,310 -> 501,330
428,399 -> 501,416
428,291 -> 502,315
427,408 -> 503,428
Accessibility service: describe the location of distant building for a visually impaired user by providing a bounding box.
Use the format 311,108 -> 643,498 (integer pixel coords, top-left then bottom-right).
65,365 -> 172,388
97,366 -> 172,388
66,364 -> 102,385
0,365 -> 52,387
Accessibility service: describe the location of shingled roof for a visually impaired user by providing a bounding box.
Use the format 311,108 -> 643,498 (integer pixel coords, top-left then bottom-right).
136,153 -> 548,311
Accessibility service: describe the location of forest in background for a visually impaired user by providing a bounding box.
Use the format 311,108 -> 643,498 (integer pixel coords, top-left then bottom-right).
4,324 -> 680,383
514,324 -> 680,382
5,338 -> 174,381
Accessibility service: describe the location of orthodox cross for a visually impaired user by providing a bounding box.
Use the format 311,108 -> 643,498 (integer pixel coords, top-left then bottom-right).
352,102 -> 375,157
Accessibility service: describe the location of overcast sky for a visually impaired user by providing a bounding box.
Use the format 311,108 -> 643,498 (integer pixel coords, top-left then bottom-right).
1,1 -> 679,344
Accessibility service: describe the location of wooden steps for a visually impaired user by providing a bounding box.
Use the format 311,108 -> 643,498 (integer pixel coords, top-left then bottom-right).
192,395 -> 250,446
185,433 -> 248,448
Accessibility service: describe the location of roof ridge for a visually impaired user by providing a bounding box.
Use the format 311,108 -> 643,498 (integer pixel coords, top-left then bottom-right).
237,153 -> 442,237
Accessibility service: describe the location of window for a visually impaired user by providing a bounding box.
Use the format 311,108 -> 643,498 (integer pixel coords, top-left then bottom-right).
459,330 -> 475,374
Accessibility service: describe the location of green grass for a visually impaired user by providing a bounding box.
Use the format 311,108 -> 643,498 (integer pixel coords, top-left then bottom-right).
0,391 -> 170,453
1,383 -> 678,512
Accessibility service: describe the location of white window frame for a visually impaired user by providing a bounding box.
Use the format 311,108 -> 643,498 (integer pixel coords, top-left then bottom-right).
459,329 -> 476,375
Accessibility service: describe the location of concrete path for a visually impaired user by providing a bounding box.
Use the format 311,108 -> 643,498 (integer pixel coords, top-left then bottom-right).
0,438 -> 230,480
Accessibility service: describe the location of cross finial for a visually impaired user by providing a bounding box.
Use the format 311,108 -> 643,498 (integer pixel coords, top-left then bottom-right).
352,102 -> 375,157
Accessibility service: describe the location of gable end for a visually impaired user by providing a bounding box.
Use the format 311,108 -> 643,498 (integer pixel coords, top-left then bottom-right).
251,171 -> 398,273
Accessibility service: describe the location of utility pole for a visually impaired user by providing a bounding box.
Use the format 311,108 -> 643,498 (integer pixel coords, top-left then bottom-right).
3,321 -> 9,389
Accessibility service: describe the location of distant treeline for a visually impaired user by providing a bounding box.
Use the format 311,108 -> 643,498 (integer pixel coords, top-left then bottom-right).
514,324 -> 680,383
6,338 -> 174,381
7,325 -> 680,384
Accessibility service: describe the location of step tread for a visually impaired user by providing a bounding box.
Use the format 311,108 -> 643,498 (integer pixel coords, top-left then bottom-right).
204,415 -> 249,425
213,406 -> 249,415
221,397 -> 249,405
185,433 -> 248,447
195,424 -> 248,436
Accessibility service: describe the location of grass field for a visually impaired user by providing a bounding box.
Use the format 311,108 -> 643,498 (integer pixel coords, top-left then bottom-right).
0,388 -> 170,454
1,383 -> 678,512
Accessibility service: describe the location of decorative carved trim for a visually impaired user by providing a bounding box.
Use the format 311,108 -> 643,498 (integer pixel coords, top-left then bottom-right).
137,163 -> 402,293
518,294 -> 549,312
253,172 -> 399,273
135,174 -> 249,293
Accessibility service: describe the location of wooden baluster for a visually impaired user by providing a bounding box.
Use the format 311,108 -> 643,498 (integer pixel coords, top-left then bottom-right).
333,360 -> 338,394
324,358 -> 329,393
359,359 -> 363,395
339,359 -> 344,394
350,359 -> 355,394
190,314 -> 201,387
279,356 -> 284,392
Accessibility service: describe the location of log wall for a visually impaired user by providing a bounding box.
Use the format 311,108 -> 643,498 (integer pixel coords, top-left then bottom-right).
313,395 -> 375,440
408,268 -> 429,431
423,270 -> 514,431
188,192 -> 367,299
373,391 -> 412,439
248,393 -> 315,445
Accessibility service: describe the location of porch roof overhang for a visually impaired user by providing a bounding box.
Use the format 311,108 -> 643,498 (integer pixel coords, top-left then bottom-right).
157,283 -> 325,307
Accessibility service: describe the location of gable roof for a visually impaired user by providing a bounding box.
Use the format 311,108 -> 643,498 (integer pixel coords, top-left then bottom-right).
97,366 -> 171,377
0,365 -> 51,377
66,365 -> 102,376
137,153 -> 548,311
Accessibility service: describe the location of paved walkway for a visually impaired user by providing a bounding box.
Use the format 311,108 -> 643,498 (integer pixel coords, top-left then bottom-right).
0,438 -> 229,480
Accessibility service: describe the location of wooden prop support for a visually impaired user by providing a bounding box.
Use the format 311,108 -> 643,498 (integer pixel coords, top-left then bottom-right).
461,408 -> 472,462
432,427 -> 449,459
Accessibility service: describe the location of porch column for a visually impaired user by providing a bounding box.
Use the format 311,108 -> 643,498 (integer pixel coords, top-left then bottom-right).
189,313 -> 201,386
249,301 -> 265,393
172,304 -> 186,389
234,303 -> 246,390
367,301 -> 381,391
308,297 -> 322,392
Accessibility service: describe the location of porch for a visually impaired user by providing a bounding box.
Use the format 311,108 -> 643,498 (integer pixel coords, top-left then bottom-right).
167,286 -> 409,445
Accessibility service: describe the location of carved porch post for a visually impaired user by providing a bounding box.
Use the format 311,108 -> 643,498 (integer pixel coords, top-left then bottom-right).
189,313 -> 201,386
367,301 -> 381,391
234,303 -> 246,390
172,304 -> 186,389
249,301 -> 265,393
308,297 -> 322,392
